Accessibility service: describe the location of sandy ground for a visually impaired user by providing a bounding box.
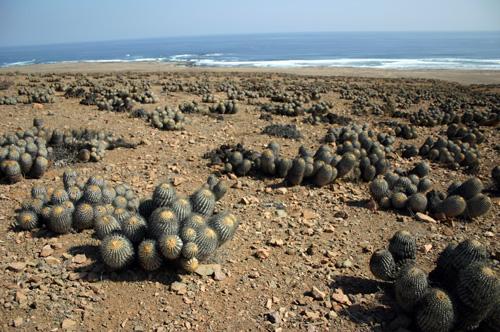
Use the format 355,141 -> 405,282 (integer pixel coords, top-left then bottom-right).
0,68 -> 498,331
1,62 -> 500,85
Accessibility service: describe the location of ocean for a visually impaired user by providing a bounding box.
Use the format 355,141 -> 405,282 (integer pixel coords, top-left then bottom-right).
1,32 -> 499,69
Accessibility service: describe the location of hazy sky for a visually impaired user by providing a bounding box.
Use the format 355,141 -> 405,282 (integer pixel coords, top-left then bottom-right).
1,0 -> 499,46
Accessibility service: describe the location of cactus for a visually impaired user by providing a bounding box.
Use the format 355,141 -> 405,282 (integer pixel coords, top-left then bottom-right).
149,208 -> 179,237
194,226 -> 219,258
100,234 -> 135,269
94,214 -> 121,240
120,214 -> 147,243
395,266 -> 429,312
388,230 -> 416,262
465,194 -> 491,218
415,288 -> 455,332
208,212 -> 239,245
47,204 -> 73,234
190,186 -> 216,217
438,195 -> 466,217
158,234 -> 183,260
152,182 -> 176,207
138,239 -> 163,271
369,249 -> 397,281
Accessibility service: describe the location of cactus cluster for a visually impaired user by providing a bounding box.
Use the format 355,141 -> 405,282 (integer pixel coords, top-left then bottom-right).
15,170 -> 139,234
17,86 -> 55,103
0,96 -> 18,105
0,119 -> 51,183
147,106 -> 186,131
179,101 -> 204,114
409,107 -> 458,127
1,119 -> 138,183
205,136 -> 390,186
386,122 -> 418,139
402,135 -> 480,172
370,232 -> 499,332
262,124 -> 302,140
427,177 -> 492,219
446,124 -> 485,145
369,161 -> 433,212
15,170 -> 237,273
260,102 -> 305,117
209,100 -> 239,114
201,94 -> 216,103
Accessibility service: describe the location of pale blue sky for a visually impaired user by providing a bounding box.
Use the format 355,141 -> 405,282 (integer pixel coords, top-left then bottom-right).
1,0 -> 499,46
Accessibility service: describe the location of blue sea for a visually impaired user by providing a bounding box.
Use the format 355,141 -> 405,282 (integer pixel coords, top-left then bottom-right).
1,32 -> 499,69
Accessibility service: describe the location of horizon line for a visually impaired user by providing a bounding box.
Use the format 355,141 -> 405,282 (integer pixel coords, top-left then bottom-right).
1,30 -> 500,49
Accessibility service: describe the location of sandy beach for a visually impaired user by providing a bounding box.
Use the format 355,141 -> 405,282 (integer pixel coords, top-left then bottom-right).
2,62 -> 500,85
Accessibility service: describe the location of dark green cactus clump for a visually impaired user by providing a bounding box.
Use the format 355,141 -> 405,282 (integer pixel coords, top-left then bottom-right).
370,232 -> 498,331
209,100 -> 239,114
206,124 -> 392,187
369,172 -> 492,221
403,134 -> 480,172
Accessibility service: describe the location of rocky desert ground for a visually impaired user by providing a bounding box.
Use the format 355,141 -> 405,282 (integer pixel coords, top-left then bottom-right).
0,68 -> 498,331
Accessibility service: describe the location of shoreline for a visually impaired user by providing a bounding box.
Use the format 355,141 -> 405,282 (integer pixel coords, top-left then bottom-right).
1,62 -> 500,85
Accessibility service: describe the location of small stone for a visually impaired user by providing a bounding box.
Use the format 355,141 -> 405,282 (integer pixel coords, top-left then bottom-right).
195,264 -> 220,277
268,238 -> 284,247
311,286 -> 326,301
305,311 -> 320,320
331,288 -> 351,305
72,254 -> 87,264
276,209 -> 287,218
423,244 -> 433,254
45,256 -> 61,265
40,245 -> 54,257
254,248 -> 270,260
327,311 -> 338,320
415,212 -> 436,223
302,209 -> 318,220
213,268 -> 226,281
248,271 -> 260,279
170,282 -> 187,295
15,290 -> 27,304
276,188 -> 287,195
484,231 -> 494,237
7,262 -> 26,272
61,319 -> 77,330
342,259 -> 353,268
13,317 -> 23,327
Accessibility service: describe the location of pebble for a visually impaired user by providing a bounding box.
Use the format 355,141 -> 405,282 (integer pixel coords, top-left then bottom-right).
195,264 -> 220,277
61,319 -> 77,330
72,254 -> 88,264
7,262 -> 26,272
170,282 -> 187,295
311,286 -> 326,301
13,316 -> 23,327
40,244 -> 54,257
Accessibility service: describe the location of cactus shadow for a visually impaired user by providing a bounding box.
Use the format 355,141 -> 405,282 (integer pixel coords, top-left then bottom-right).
346,199 -> 372,210
331,276 -> 397,326
330,275 -> 382,295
